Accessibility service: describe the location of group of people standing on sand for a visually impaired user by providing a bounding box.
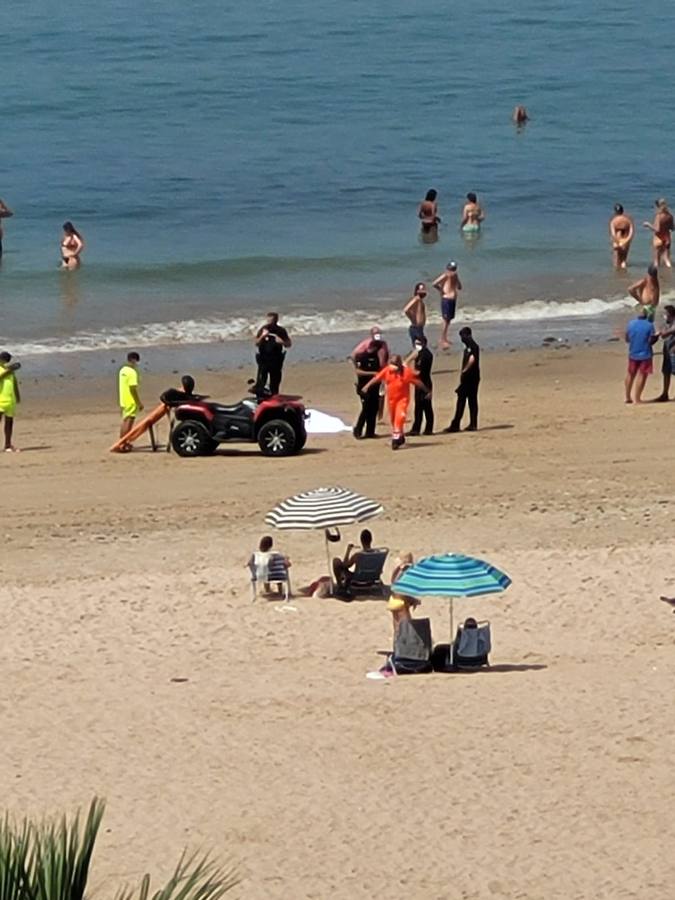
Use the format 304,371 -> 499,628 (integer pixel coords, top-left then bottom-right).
350,324 -> 480,450
615,198 -> 675,406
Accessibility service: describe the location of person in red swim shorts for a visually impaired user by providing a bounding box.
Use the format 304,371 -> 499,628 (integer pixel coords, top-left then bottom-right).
360,354 -> 428,449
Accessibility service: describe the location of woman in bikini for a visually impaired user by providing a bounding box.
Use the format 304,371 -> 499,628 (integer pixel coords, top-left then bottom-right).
61,221 -> 84,270
643,199 -> 673,269
418,189 -> 440,243
387,553 -> 420,639
460,192 -> 485,235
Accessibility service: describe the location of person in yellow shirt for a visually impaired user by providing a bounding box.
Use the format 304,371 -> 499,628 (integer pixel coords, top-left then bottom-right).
118,351 -> 143,451
0,351 -> 21,452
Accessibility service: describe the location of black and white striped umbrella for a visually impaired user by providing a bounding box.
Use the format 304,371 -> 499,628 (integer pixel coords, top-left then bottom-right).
265,486 -> 383,531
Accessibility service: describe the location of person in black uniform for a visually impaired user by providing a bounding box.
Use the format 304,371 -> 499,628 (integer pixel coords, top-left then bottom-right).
254,312 -> 292,395
352,341 -> 381,438
409,335 -> 434,435
445,327 -> 480,432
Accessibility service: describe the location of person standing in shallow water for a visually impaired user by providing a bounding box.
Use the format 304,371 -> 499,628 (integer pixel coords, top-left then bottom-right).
0,198 -> 13,258
609,204 -> 634,269
460,192 -> 484,235
643,199 -> 674,269
629,264 -> 660,320
418,189 -> 440,243
60,221 -> 84,269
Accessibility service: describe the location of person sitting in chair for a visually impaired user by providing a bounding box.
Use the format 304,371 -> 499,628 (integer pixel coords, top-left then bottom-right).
247,535 -> 291,597
387,552 -> 420,639
331,528 -> 375,588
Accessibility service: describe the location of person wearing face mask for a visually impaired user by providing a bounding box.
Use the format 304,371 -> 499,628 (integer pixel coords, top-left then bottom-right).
403,282 -> 428,346
407,335 -> 434,435
359,354 -> 427,450
351,338 -> 382,439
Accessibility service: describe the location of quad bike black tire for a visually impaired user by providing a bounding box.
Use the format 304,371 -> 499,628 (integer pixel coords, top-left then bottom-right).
257,419 -> 297,457
171,420 -> 218,457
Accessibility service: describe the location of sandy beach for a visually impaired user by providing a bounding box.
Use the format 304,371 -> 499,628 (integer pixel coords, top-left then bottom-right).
2,343 -> 674,899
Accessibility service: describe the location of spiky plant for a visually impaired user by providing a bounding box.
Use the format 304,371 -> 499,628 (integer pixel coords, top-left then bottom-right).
0,800 -> 239,900
0,816 -> 32,900
116,851 -> 240,900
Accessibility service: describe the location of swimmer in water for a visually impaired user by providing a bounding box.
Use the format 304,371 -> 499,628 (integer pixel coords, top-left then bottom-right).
460,192 -> 484,234
61,221 -> 84,270
418,189 -> 440,243
609,203 -> 634,270
512,105 -> 529,126
643,198 -> 674,269
629,264 -> 660,320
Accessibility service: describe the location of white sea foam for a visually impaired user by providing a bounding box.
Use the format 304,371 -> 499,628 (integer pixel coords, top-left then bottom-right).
2,294 -> 646,357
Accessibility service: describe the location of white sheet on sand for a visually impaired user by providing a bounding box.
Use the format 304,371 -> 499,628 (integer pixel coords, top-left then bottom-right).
305,409 -> 352,434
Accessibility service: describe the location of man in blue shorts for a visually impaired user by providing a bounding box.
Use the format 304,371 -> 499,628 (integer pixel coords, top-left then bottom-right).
432,261 -> 462,349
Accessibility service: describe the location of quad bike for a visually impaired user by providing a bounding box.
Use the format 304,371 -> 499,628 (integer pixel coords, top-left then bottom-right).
163,384 -> 307,458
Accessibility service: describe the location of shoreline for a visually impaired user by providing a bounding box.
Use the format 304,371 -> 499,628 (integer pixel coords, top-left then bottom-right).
11,309 -> 631,382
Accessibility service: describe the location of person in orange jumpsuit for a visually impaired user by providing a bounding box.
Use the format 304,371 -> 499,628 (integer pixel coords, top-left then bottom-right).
360,355 -> 427,449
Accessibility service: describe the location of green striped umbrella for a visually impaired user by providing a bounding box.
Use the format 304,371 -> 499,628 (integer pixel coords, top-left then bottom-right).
393,554 -> 511,659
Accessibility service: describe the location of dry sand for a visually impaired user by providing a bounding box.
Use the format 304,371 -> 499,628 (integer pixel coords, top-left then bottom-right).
1,343 -> 674,899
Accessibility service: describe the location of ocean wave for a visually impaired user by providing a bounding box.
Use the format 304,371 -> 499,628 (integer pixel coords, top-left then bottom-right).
3,294 -> 642,356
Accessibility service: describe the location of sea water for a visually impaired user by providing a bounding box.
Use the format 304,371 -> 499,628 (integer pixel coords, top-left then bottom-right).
1,0 -> 673,358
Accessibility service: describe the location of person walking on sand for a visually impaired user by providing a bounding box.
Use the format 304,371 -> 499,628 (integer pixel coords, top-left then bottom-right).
445,327 -> 481,432
0,351 -> 21,451
118,351 -> 143,450
609,204 -> 634,269
360,354 -> 427,450
624,309 -> 657,404
629,264 -> 660,319
654,305 -> 675,402
460,192 -> 484,235
60,221 -> 84,269
0,198 -> 14,259
418,189 -> 440,242
643,199 -> 674,269
403,282 -> 428,346
254,312 -> 291,396
433,261 -> 462,349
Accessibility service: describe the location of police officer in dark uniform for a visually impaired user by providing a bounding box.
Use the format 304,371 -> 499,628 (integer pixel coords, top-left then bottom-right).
254,312 -> 291,395
352,343 -> 381,439
409,335 -> 434,435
